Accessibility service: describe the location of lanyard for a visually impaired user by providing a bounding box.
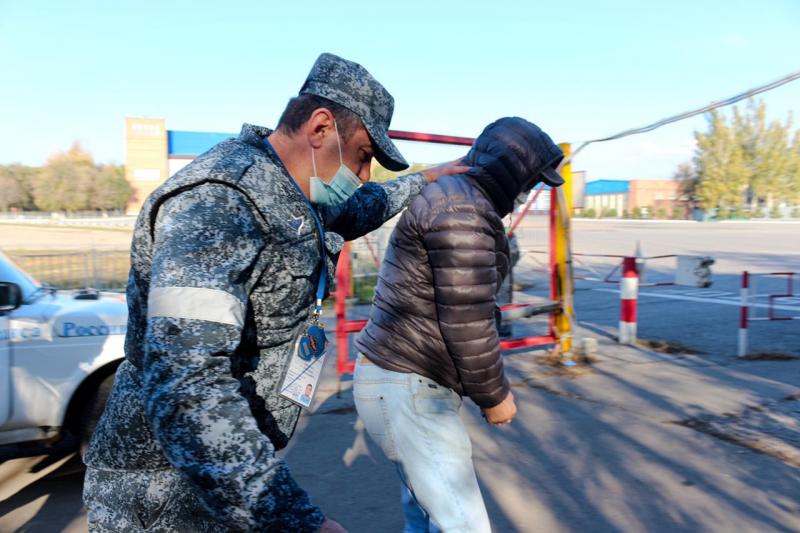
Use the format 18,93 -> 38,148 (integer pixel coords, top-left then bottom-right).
306,206 -> 328,317
263,139 -> 327,317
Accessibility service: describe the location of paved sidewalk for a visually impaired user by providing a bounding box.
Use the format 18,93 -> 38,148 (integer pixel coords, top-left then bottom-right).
285,330 -> 800,532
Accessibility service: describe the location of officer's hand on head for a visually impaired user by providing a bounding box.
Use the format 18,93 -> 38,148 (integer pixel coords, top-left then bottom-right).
421,158 -> 471,183
482,391 -> 517,426
320,517 -> 348,533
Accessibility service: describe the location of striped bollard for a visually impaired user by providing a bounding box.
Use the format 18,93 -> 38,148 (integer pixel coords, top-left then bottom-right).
738,271 -> 749,357
619,257 -> 638,344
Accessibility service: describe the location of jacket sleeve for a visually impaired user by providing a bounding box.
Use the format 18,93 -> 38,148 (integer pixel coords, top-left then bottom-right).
319,172 -> 427,240
422,207 -> 511,409
141,183 -> 325,532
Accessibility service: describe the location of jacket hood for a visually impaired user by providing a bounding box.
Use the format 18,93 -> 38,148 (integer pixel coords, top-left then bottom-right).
464,117 -> 564,217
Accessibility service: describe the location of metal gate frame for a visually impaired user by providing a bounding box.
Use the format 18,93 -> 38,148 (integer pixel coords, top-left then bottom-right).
333,130 -> 572,374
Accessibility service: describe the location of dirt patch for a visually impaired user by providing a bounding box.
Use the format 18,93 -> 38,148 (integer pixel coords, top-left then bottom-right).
677,397 -> 800,468
539,351 -> 596,367
737,352 -> 799,361
532,349 -> 596,377
636,338 -> 700,355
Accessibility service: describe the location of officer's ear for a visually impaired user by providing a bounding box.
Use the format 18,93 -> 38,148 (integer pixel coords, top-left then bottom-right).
305,108 -> 336,150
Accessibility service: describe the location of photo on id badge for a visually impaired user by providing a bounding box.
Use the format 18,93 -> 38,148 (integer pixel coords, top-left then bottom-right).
280,323 -> 328,408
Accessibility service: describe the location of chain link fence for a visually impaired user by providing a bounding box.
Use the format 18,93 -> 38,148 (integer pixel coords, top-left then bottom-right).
9,251 -> 130,291
348,226 -> 391,304
0,211 -> 135,228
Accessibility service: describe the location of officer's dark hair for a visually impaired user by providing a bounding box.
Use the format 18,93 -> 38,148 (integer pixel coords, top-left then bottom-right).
277,94 -> 361,141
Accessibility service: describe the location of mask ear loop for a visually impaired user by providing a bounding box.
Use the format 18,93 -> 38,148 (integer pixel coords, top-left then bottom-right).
310,145 -> 318,178
333,119 -> 344,166
333,118 -> 363,189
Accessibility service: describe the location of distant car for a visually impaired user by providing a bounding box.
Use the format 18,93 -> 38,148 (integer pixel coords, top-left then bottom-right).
0,251 -> 126,451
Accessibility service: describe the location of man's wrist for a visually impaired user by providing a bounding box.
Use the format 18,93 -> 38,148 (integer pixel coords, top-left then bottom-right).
420,168 -> 436,183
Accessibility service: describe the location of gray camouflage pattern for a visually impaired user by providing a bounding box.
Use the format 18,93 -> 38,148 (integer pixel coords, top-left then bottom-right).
301,53 -> 408,171
83,123 -> 426,531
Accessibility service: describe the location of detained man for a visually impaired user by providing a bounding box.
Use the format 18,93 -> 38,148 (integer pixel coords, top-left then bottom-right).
353,117 -> 565,533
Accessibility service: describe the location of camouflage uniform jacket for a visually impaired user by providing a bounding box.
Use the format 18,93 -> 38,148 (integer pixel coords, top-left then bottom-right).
84,123 -> 427,531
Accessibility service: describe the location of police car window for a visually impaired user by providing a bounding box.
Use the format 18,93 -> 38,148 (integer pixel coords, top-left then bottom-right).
0,252 -> 39,302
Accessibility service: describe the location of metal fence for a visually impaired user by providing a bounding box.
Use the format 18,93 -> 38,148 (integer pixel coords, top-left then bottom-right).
347,226 -> 393,304
10,251 -> 130,291
0,211 -> 135,228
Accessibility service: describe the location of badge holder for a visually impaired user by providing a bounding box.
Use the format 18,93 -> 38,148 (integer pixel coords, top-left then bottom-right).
279,300 -> 329,408
277,179 -> 332,409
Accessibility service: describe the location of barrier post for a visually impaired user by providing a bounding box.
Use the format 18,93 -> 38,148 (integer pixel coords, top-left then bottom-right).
619,256 -> 638,344
335,242 -> 355,374
332,129 -> 568,376
738,270 -> 749,357
553,143 -> 573,355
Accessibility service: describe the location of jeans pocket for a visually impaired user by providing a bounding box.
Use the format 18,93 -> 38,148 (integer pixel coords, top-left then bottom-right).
354,392 -> 400,461
411,375 -> 461,415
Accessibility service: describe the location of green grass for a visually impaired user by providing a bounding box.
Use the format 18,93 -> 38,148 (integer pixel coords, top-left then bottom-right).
351,256 -> 378,304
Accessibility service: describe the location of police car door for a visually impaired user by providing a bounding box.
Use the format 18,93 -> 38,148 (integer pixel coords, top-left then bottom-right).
0,311 -> 9,426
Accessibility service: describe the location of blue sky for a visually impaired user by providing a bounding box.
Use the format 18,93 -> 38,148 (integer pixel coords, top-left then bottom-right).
1,0 -> 799,180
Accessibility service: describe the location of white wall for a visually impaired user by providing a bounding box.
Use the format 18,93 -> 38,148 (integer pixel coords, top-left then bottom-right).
168,158 -> 192,177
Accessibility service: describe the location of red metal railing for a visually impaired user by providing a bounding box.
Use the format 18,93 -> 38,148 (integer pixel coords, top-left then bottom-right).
332,130 -> 562,374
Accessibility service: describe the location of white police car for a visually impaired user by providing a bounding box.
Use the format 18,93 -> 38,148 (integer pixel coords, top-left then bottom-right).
0,251 -> 126,450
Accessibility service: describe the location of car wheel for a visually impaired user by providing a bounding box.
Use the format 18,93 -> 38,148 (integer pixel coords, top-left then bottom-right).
79,372 -> 116,457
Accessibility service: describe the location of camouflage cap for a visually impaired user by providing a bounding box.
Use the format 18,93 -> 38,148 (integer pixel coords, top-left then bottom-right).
300,53 -> 409,171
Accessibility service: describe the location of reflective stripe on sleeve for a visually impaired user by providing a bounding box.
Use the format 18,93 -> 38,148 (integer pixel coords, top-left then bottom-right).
147,287 -> 245,327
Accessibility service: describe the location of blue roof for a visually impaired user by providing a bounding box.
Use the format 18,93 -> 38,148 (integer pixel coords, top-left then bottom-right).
168,130 -> 235,156
585,179 -> 630,195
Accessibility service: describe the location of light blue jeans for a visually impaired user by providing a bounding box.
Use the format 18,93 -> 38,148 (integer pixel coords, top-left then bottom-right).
353,355 -> 491,533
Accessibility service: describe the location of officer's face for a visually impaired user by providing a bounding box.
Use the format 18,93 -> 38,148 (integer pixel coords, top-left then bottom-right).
341,125 -> 374,184
315,122 -> 374,184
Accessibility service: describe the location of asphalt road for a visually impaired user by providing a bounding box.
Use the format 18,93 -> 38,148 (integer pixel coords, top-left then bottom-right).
511,218 -> 800,359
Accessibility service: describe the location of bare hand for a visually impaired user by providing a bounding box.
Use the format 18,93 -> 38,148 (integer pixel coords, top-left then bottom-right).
420,158 -> 471,183
319,517 -> 347,533
482,391 -> 517,426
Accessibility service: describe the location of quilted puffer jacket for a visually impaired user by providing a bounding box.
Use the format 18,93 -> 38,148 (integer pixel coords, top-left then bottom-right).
355,117 -> 564,408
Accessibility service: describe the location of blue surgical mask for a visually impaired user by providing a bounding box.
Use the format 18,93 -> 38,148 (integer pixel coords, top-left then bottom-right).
309,120 -> 361,206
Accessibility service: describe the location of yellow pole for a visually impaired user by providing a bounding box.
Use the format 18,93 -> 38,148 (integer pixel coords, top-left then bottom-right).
555,143 -> 574,357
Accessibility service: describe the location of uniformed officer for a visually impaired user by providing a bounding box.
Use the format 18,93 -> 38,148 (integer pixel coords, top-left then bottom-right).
83,53 -> 467,532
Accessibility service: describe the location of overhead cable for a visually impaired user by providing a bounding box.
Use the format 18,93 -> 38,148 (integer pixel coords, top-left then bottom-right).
567,69 -> 800,162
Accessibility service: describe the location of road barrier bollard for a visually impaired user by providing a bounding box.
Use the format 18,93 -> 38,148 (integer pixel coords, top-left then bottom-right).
739,271 -> 749,357
619,256 -> 639,344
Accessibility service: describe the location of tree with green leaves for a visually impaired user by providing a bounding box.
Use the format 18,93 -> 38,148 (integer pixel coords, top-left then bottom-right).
0,164 -> 38,210
29,142 -> 131,212
733,100 -> 795,210
693,109 -> 748,211
676,99 -> 799,214
34,142 -> 96,211
91,164 -> 132,210
786,129 -> 800,205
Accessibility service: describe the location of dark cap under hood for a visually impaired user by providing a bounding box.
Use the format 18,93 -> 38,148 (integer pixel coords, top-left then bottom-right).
464,117 -> 564,217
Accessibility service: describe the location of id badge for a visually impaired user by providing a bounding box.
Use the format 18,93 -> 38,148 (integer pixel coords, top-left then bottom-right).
279,322 -> 329,408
